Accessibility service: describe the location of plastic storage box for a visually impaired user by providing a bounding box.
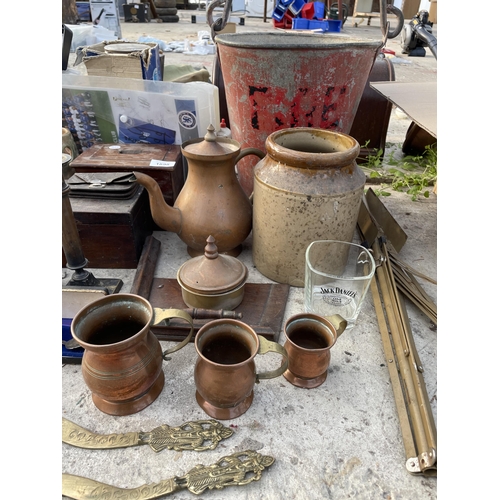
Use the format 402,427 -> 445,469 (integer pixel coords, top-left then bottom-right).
289,0 -> 306,15
301,1 -> 325,19
292,18 -> 310,29
326,19 -> 342,32
308,19 -> 328,30
272,4 -> 287,21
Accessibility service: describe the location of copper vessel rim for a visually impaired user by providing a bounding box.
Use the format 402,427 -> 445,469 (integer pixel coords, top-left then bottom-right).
285,314 -> 337,351
195,319 -> 258,366
71,293 -> 153,349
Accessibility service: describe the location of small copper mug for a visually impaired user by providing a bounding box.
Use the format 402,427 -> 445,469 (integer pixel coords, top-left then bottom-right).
71,293 -> 194,416
194,319 -> 289,419
283,313 -> 346,389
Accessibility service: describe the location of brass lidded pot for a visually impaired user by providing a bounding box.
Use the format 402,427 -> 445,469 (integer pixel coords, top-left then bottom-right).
177,235 -> 248,310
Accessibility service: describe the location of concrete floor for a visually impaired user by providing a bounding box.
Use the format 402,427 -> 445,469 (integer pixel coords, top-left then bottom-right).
61,9 -> 437,500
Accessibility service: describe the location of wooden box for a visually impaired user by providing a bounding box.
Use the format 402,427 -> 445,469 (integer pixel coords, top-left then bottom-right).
71,143 -> 184,205
62,186 -> 154,269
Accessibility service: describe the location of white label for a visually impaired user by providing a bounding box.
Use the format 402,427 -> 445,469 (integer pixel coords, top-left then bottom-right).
149,160 -> 176,167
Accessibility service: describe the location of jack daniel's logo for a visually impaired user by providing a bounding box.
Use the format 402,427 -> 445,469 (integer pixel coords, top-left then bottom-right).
320,287 -> 357,298
319,287 -> 357,306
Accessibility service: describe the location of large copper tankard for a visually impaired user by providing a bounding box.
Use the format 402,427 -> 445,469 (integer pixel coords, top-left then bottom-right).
71,293 -> 194,416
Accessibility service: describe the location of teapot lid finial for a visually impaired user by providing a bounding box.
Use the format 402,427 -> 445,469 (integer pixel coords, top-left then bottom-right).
204,124 -> 217,143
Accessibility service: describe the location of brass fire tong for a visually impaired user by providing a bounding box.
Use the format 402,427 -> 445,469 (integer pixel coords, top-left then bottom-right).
62,450 -> 275,499
357,190 -> 437,475
62,417 -> 234,452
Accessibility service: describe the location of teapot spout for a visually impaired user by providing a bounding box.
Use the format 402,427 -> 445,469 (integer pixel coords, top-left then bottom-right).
133,171 -> 182,234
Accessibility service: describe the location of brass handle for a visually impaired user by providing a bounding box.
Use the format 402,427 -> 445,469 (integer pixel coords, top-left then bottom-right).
235,147 -> 265,164
234,147 -> 265,189
326,314 -> 347,338
255,336 -> 289,382
152,308 -> 194,358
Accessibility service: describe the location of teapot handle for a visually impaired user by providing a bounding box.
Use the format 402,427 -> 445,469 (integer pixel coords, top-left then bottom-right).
235,148 -> 265,201
235,147 -> 265,164
234,147 -> 265,175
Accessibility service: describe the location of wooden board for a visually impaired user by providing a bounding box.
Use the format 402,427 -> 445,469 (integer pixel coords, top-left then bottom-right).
148,279 -> 290,343
128,236 -> 290,342
370,81 -> 437,138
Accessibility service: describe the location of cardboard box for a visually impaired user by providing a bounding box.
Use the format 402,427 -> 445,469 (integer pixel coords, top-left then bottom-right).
78,41 -> 162,80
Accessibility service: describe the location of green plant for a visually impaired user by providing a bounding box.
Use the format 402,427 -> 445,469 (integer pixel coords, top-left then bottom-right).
359,142 -> 437,201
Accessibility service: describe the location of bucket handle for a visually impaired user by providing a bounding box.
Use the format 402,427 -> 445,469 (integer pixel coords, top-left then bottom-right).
208,0 -> 232,41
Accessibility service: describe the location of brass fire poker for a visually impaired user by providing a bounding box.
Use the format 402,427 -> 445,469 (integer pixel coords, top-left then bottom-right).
62,450 -> 275,499
357,191 -> 437,476
62,153 -> 123,296
62,417 -> 233,452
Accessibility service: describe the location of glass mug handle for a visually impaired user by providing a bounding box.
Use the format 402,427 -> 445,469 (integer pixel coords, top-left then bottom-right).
152,308 -> 194,358
255,336 -> 289,382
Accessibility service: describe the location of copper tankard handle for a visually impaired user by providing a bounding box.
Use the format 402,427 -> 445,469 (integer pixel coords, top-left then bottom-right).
255,336 -> 289,383
153,308 -> 194,359
325,314 -> 347,338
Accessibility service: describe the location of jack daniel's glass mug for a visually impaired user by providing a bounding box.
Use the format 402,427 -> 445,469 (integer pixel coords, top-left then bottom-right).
304,240 -> 376,329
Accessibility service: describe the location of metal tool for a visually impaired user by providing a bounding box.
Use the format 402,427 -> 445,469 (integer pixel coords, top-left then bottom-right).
357,191 -> 437,476
62,417 -> 233,452
62,450 -> 275,499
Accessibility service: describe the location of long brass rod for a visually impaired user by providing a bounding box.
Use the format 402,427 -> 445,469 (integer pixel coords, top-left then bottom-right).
399,294 -> 437,456
376,251 -> 428,454
376,239 -> 436,474
370,275 -> 417,460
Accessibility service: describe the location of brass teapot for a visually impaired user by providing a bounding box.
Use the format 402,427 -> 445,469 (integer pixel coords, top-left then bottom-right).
134,125 -> 264,257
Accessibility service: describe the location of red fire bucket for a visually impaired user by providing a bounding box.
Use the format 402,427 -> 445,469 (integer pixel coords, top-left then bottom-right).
215,32 -> 383,196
